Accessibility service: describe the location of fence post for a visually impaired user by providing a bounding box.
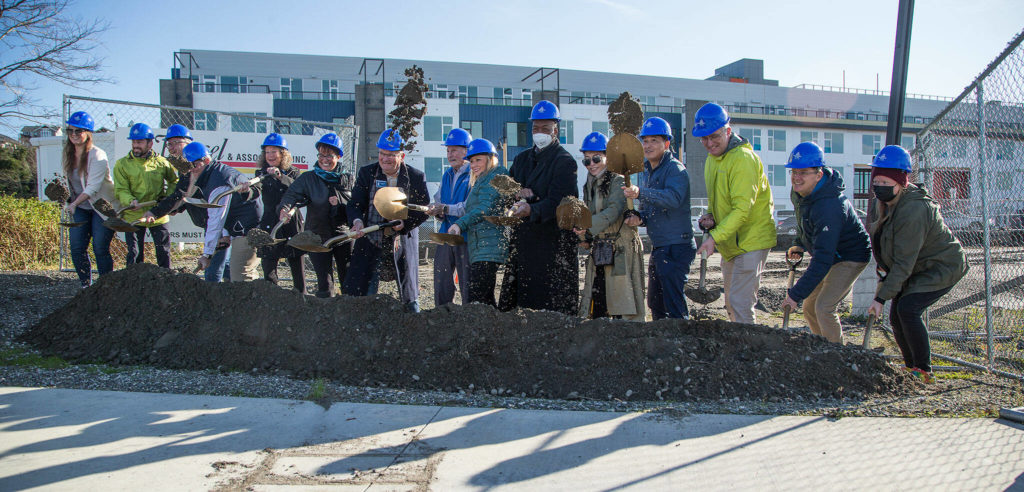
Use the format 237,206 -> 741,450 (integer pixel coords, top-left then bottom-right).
976,82 -> 995,369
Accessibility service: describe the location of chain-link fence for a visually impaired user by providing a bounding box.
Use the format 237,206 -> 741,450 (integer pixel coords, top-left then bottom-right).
55,95 -> 360,285
913,29 -> 1024,380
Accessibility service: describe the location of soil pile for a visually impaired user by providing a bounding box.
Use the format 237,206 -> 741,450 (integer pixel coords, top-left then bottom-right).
20,264 -> 910,402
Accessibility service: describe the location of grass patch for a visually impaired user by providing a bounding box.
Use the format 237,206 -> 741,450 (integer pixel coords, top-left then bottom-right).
0,194 -> 61,270
307,378 -> 328,400
0,347 -> 68,369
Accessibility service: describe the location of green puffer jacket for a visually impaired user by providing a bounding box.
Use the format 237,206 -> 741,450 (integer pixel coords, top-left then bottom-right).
113,151 -> 177,226
870,185 -> 968,300
704,135 -> 777,261
455,166 -> 510,264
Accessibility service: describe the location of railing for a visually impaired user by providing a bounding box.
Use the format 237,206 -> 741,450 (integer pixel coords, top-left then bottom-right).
793,83 -> 955,102
271,90 -> 356,102
723,103 -> 933,125
191,83 -> 271,94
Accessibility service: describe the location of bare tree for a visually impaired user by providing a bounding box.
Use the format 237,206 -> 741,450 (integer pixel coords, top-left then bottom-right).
0,0 -> 110,126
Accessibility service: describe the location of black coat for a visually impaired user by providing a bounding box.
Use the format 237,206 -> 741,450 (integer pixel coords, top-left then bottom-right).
280,169 -> 354,242
255,165 -> 304,258
498,142 -> 579,315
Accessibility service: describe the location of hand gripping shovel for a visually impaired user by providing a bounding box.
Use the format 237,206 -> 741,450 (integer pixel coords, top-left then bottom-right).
183,175 -> 266,209
780,254 -> 804,330
246,208 -> 296,248
101,200 -> 158,232
685,231 -> 722,305
373,187 -> 430,220
288,220 -> 402,253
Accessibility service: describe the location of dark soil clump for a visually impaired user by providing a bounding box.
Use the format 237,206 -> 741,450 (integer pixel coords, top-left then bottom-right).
388,65 -> 428,152
20,264 -> 912,402
607,92 -> 644,136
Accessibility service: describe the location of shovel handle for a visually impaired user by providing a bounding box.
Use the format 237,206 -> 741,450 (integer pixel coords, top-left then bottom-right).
324,220 -> 402,247
862,314 -> 876,349
271,208 -> 297,237
781,305 -> 791,330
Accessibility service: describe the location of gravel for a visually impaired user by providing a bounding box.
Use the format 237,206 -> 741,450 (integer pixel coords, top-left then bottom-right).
2,265 -> 1022,418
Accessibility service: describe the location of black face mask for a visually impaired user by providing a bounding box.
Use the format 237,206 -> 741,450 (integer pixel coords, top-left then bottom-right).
873,184 -> 897,202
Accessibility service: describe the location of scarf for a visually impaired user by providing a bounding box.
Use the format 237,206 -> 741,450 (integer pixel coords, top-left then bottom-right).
313,163 -> 341,183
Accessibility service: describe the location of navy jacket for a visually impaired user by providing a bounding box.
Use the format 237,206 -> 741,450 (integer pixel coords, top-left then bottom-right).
637,152 -> 694,248
789,166 -> 871,302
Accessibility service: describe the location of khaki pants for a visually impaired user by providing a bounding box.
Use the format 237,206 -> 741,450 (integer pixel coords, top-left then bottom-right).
229,235 -> 259,282
721,249 -> 769,324
803,260 -> 868,343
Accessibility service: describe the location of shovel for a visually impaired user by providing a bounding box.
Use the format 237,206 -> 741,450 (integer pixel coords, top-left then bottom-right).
101,200 -> 158,232
484,201 -> 524,226
58,209 -> 86,228
684,231 -> 723,305
246,208 -> 297,248
606,133 -> 645,211
490,174 -> 522,196
862,314 -> 877,349
429,232 -> 465,246
183,175 -> 266,209
780,254 -> 804,330
373,187 -> 430,220
288,220 -> 402,253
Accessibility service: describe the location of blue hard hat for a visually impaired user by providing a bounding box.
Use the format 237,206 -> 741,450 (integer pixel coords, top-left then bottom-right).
66,111 -> 95,132
262,133 -> 289,150
579,131 -> 608,152
165,124 -> 192,141
691,103 -> 730,137
465,138 -> 497,159
871,145 -> 912,172
529,100 -> 561,121
316,133 -> 344,156
376,128 -> 404,151
182,141 -> 209,163
128,123 -> 154,140
786,142 -> 825,169
639,117 -> 673,141
444,128 -> 472,147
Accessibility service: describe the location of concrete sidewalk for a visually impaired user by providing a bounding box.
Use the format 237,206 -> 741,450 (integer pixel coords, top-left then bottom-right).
1,387 -> 1022,491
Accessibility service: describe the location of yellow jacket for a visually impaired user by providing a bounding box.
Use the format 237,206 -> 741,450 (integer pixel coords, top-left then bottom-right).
113,151 -> 178,226
704,136 -> 777,261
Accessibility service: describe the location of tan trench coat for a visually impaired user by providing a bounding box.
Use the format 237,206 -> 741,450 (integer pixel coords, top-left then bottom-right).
578,171 -> 646,320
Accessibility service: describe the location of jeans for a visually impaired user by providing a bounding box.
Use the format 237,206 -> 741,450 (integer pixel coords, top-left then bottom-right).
433,243 -> 470,305
124,223 -> 171,268
204,246 -> 231,282
648,243 -> 696,319
890,285 -> 954,373
68,207 -> 114,286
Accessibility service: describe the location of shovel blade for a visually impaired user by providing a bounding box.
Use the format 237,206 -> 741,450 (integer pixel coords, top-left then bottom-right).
58,221 -> 88,228
684,285 -> 721,305
103,218 -> 140,232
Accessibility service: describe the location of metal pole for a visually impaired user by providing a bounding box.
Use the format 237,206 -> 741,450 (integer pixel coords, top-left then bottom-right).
976,83 -> 995,369
59,94 -> 69,273
885,0 -> 915,145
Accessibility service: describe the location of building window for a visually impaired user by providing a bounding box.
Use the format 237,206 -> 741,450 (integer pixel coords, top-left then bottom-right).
739,128 -> 761,151
767,129 -> 786,152
194,112 -> 217,131
824,132 -> 843,153
766,164 -> 787,186
800,131 -> 819,143
280,78 -> 302,99
854,168 -> 871,195
425,157 -> 445,183
424,116 -> 454,141
559,120 -> 574,145
458,85 -> 479,104
221,75 -> 247,93
996,140 -> 1014,160
862,135 -> 882,155
592,121 -> 611,137
506,122 -> 529,147
901,135 -> 915,151
461,120 -> 483,138
231,112 -> 268,133
322,80 -> 339,100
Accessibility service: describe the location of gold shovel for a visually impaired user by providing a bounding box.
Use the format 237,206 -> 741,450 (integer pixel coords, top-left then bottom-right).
605,133 -> 645,211
101,200 -> 157,232
183,175 -> 266,209
246,208 -> 297,248
373,187 -> 430,220
555,196 -> 592,231
288,220 -> 402,253
780,255 -> 804,330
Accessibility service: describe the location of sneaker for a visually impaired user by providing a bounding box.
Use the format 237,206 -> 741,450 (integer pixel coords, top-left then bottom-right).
909,367 -> 934,383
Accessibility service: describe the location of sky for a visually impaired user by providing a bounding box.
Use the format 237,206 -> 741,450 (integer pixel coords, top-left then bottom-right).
5,0 -> 1024,132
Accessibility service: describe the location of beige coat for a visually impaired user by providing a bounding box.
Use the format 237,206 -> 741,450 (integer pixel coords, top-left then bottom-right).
578,171 -> 646,321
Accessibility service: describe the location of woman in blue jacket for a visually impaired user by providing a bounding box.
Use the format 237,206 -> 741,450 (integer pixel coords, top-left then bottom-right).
780,142 -> 871,343
448,139 -> 510,307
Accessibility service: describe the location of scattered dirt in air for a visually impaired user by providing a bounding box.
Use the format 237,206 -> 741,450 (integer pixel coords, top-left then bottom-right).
388,65 -> 428,152
19,263 -> 915,403
490,174 -> 521,196
608,92 -> 644,136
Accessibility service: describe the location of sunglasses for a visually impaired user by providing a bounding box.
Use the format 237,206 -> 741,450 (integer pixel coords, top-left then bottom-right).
581,156 -> 604,167
66,128 -> 88,135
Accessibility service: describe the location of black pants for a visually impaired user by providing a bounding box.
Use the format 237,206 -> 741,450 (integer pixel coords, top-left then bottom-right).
468,261 -> 500,307
588,266 -> 609,318
309,247 -> 351,298
261,255 -> 306,293
648,243 -> 695,319
124,223 -> 170,268
890,285 -> 953,372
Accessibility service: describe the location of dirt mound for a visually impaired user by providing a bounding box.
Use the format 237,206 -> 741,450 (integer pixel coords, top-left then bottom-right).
20,264 -> 911,402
